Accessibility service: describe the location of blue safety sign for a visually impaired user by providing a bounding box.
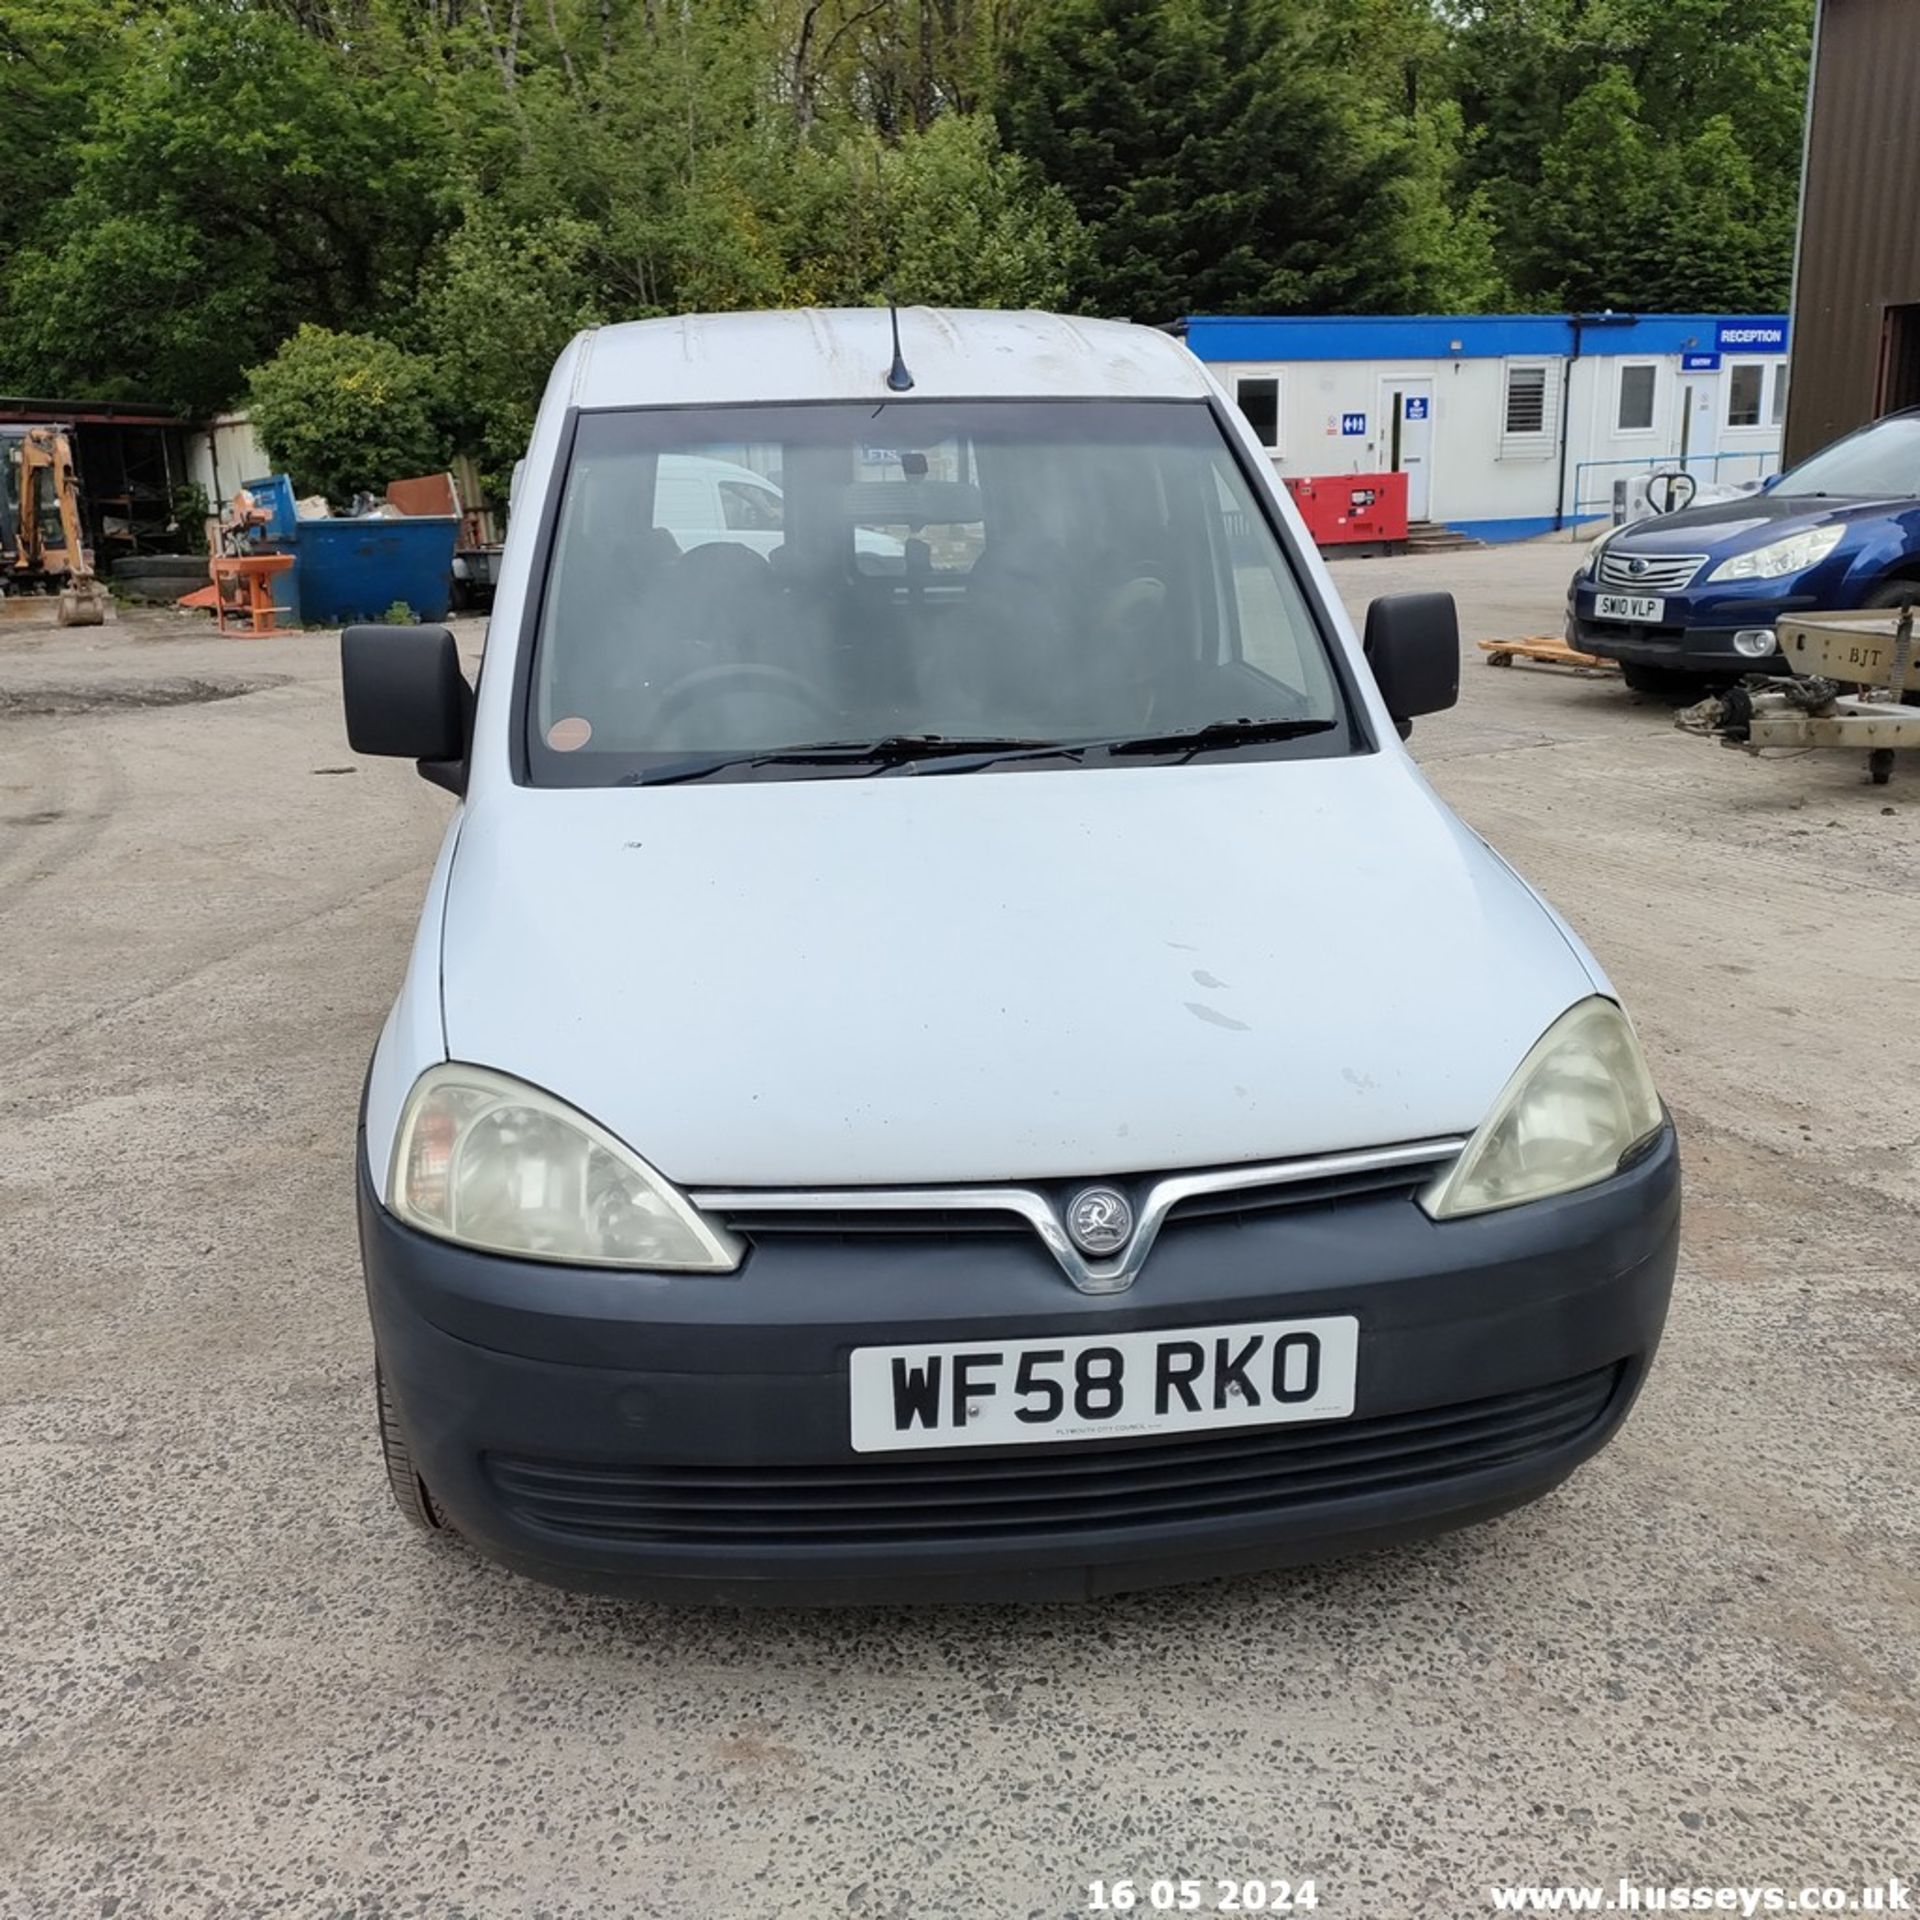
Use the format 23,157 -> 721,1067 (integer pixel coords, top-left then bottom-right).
1340,412 -> 1367,436
1715,320 -> 1786,354
1404,396 -> 1429,421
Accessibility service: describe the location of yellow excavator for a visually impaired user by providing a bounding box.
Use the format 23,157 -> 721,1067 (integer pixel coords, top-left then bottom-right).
1,425 -> 109,626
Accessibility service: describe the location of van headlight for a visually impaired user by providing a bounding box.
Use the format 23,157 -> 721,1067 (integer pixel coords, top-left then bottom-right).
1420,999 -> 1665,1220
388,1063 -> 742,1270
1707,524 -> 1843,582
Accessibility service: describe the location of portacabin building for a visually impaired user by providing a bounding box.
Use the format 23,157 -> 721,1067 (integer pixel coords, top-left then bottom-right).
1180,312 -> 1792,543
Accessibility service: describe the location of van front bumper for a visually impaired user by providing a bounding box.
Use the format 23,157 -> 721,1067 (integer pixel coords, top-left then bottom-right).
358,1129 -> 1680,1604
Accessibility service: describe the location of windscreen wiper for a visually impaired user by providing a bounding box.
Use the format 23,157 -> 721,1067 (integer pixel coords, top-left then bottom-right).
624,721 -> 1335,786
897,717 -> 1342,777
889,718 -> 1341,776
1100,716 -> 1339,763
623,735 -> 1066,787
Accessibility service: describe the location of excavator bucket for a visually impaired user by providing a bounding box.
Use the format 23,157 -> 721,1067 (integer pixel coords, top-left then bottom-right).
57,581 -> 109,627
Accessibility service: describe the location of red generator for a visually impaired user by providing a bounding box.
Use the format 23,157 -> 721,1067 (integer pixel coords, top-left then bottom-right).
1282,470 -> 1409,548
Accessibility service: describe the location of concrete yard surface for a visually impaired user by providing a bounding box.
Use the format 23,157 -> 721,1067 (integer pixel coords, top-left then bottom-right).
1,539 -> 1916,1918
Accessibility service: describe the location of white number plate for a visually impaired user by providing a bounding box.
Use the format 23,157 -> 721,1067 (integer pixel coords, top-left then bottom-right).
848,1316 -> 1359,1452
1594,593 -> 1665,623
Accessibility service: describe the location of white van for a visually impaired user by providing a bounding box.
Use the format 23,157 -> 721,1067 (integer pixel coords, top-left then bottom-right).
651,450 -> 902,563
343,308 -> 1679,1604
653,451 -> 783,549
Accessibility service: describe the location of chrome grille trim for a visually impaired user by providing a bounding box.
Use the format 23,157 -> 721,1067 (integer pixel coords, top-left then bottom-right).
691,1137 -> 1466,1297
1597,549 -> 1707,593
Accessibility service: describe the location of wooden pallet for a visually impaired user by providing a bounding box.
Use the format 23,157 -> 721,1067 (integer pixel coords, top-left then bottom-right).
1478,636 -> 1617,674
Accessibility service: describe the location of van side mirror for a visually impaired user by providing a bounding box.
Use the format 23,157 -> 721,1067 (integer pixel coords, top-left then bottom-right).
1363,592 -> 1460,737
341,624 -> 472,794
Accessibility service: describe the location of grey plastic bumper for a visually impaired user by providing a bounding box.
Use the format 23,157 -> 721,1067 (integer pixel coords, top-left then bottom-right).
358,1128 -> 1681,1603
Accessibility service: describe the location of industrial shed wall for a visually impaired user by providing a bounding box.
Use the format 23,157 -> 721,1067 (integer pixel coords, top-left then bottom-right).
1786,0 -> 1920,462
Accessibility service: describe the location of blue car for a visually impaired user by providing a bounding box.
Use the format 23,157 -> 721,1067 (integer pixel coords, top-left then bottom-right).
1567,409 -> 1920,692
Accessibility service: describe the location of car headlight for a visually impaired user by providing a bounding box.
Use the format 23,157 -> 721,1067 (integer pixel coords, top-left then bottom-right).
388,1063 -> 742,1270
1420,998 -> 1664,1220
1583,527 -> 1625,579
1707,523 -> 1844,582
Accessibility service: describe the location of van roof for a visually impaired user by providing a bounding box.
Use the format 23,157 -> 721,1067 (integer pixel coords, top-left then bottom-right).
567,308 -> 1213,410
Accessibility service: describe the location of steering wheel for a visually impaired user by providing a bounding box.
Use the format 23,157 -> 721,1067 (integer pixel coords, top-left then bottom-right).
1099,576 -> 1171,672
650,662 -> 841,736
1102,575 -> 1169,632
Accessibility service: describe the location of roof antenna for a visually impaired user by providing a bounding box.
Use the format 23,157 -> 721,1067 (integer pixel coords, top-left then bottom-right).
885,301 -> 915,393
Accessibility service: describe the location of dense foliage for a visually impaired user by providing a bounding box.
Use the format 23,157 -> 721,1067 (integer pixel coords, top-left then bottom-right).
247,325 -> 450,503
0,0 -> 1812,500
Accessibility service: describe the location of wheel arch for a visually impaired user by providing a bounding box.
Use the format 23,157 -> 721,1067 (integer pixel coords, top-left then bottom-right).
1863,566 -> 1920,603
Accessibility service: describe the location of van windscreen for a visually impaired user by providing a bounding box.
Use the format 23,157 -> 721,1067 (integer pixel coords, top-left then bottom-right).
524,400 -> 1359,784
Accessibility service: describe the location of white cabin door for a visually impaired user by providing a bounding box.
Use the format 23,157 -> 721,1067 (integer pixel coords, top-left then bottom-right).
1677,375 -> 1721,471
1381,378 -> 1434,520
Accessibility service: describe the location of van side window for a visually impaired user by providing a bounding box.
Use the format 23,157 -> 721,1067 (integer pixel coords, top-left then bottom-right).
719,481 -> 781,532
1211,465 -> 1330,707
652,475 -> 707,532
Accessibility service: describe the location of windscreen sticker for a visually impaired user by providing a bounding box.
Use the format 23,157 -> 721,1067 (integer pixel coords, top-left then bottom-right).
546,716 -> 593,752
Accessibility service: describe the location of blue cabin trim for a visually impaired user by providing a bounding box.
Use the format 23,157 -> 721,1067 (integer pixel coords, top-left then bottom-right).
1182,314 -> 1789,364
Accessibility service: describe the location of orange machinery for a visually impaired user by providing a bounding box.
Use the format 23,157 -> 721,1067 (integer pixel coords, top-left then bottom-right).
177,486 -> 298,635
0,425 -> 109,625
207,551 -> 296,636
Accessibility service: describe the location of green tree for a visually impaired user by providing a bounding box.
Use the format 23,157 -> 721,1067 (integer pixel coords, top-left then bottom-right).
425,208 -> 605,493
1526,65 -> 1659,310
247,325 -> 450,503
1507,56 -> 1802,313
1641,115 -> 1795,313
996,0 -> 1467,319
0,0 -> 131,263
863,114 -> 1086,308
0,0 -> 1818,462
673,113 -> 1084,312
0,0 -> 448,414
1453,0 -> 1811,310
1368,103 -> 1509,314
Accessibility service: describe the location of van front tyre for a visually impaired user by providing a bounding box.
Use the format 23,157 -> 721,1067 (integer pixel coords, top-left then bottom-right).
376,1361 -> 447,1533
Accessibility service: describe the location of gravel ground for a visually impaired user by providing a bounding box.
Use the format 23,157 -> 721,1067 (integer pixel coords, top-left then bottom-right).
2,543 -> 1915,1919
